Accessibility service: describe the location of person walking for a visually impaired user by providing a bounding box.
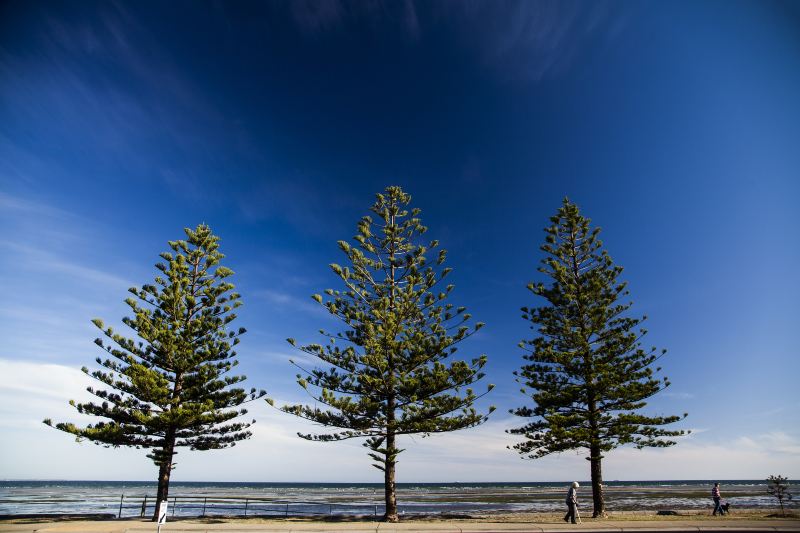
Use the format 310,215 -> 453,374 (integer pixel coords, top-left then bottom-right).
712,482 -> 723,516
564,482 -> 579,524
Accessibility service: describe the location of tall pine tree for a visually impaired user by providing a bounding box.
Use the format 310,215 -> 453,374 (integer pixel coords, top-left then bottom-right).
44,224 -> 265,521
280,186 -> 494,522
509,199 -> 687,517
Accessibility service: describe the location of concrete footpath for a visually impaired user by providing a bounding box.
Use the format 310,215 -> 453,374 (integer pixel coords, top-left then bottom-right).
1,518 -> 799,533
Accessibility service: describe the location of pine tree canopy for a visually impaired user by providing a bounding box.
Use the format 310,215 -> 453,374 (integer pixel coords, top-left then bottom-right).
766,474 -> 792,515
281,185 -> 494,475
509,198 -> 687,459
44,224 -> 266,465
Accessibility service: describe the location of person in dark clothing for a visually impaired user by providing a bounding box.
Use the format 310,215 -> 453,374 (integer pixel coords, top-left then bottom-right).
712,482 -> 724,516
564,482 -> 579,523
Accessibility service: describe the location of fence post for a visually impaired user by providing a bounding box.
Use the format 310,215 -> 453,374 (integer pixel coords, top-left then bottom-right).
329,504 -> 333,515
140,495 -> 147,517
244,498 -> 248,517
374,505 -> 378,518
202,497 -> 207,517
118,494 -> 124,519
285,503 -> 289,517
172,496 -> 176,516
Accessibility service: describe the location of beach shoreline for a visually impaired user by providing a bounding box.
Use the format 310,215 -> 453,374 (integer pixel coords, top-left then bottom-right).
3,480 -> 787,518
2,510 -> 799,533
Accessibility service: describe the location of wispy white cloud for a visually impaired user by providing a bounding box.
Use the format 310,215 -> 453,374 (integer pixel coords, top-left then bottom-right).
0,296 -> 103,362
0,359 -> 95,428
0,305 -> 89,330
0,192 -> 134,291
0,239 -> 132,291
0,191 -> 76,219
0,193 -> 137,363
1,2 -> 254,205
253,288 -> 333,319
282,1 -> 627,82
252,348 -> 319,369
436,0 -> 627,82
235,173 -> 359,236
662,391 -> 696,400
290,0 -> 346,34
600,435 -> 800,480
0,359 -> 154,479
2,359 -> 798,482
0,189 -> 95,244
288,0 -> 420,40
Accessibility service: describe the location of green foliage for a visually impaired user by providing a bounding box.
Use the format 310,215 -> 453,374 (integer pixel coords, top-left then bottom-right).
767,475 -> 793,516
509,198 -> 687,515
280,186 -> 493,520
44,224 -> 265,516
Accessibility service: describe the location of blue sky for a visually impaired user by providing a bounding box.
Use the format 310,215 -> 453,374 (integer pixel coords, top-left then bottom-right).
1,0 -> 798,482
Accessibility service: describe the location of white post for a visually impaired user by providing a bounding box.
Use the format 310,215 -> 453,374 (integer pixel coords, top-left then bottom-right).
156,500 -> 168,533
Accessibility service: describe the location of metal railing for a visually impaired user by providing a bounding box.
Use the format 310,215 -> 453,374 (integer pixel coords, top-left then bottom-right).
115,494 -> 387,519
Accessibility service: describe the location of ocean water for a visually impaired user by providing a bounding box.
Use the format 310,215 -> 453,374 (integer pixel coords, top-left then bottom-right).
0,480 -> 790,518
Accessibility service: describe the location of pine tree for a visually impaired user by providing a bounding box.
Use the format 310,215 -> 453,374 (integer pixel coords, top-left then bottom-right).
44,224 -> 265,521
509,198 -> 687,518
280,186 -> 494,522
766,475 -> 793,517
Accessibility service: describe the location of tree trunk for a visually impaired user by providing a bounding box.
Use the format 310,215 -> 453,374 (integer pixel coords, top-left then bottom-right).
151,439 -> 176,522
589,443 -> 606,518
383,219 -> 399,524
382,427 -> 399,521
